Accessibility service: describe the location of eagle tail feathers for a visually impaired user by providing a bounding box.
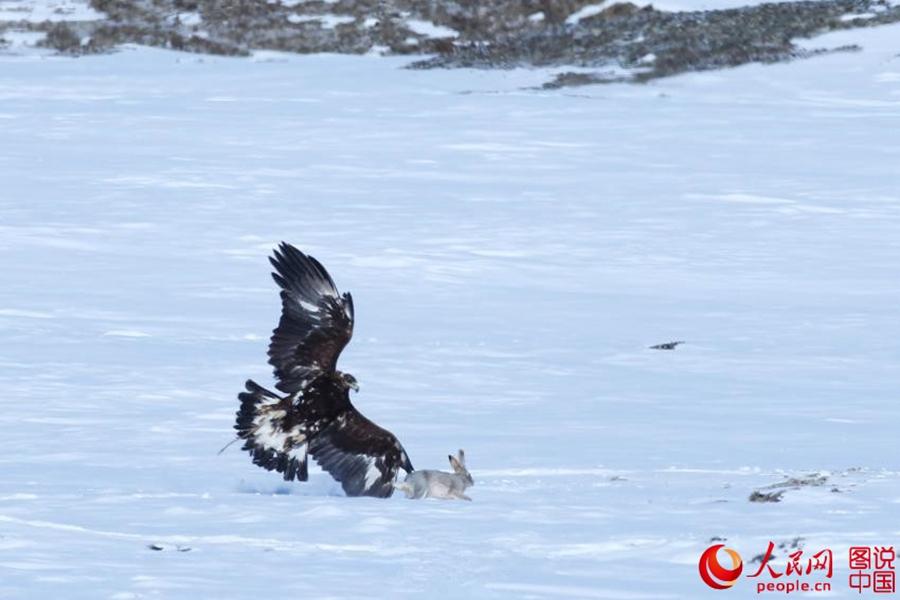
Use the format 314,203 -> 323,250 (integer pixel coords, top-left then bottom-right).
235,379 -> 309,482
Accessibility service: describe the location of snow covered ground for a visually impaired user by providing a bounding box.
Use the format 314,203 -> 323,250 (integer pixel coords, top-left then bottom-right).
1,20 -> 900,600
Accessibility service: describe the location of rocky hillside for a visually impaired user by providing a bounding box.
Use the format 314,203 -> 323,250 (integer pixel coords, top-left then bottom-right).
2,0 -> 899,84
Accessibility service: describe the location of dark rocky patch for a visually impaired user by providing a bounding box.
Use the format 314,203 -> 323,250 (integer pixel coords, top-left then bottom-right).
765,473 -> 830,489
4,0 -> 899,86
750,537 -> 804,561
779,537 -> 804,550
41,22 -> 84,53
749,472 -> 833,502
147,543 -> 192,551
749,489 -> 785,503
649,340 -> 685,350
412,0 -> 899,83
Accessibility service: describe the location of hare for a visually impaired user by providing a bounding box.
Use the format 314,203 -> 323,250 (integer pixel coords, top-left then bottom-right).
394,450 -> 474,501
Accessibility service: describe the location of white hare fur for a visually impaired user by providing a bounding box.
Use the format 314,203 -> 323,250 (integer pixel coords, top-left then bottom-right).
394,450 -> 474,501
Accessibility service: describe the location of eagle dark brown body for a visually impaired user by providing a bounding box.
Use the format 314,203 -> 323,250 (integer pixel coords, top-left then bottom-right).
233,243 -> 413,498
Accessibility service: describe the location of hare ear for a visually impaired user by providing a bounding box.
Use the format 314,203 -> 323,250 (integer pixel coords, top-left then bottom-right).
449,454 -> 462,472
457,449 -> 466,466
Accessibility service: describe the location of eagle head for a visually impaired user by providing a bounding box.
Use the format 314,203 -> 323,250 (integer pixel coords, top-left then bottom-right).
337,371 -> 359,393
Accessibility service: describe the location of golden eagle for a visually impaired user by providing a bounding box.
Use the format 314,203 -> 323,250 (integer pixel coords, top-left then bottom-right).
233,243 -> 413,497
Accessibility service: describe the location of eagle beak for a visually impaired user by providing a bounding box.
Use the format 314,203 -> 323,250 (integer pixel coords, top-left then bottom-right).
350,381 -> 360,392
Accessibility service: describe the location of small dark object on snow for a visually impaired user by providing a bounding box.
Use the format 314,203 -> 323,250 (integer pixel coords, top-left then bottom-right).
778,537 -> 804,550
749,490 -> 784,503
148,543 -> 191,552
650,341 -> 684,350
542,71 -> 624,89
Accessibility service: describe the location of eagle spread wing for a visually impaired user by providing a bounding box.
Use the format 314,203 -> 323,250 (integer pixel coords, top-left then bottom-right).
268,242 -> 354,394
233,243 -> 413,498
309,410 -> 413,498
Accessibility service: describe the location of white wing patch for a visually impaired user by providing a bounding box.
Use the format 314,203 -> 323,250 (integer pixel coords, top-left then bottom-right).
252,404 -> 304,453
237,380 -> 314,482
364,458 -> 383,492
298,299 -> 320,313
288,442 -> 308,468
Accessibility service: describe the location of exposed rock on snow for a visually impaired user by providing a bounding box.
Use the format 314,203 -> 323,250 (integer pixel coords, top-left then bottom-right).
2,0 -> 899,84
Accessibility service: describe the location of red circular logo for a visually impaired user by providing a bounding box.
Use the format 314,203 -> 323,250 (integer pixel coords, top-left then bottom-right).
699,544 -> 743,589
